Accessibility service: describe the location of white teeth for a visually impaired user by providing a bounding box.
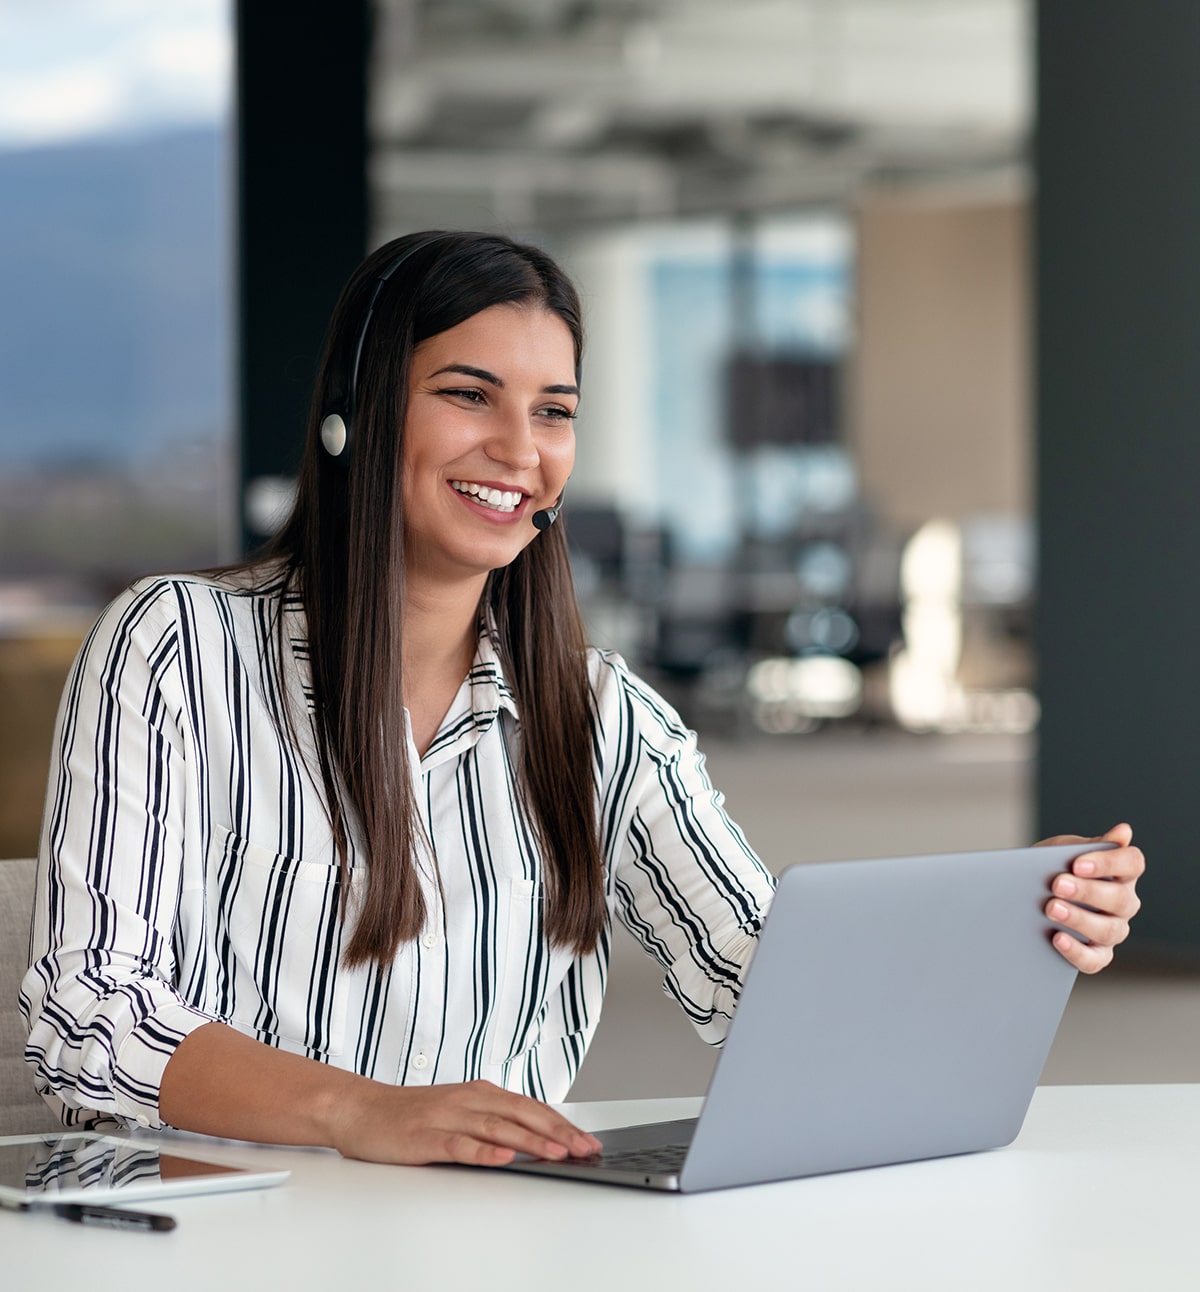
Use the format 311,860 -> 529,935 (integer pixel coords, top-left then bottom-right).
451,480 -> 521,513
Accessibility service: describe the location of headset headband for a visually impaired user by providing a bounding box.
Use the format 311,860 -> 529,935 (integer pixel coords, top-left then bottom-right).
320,233 -> 446,460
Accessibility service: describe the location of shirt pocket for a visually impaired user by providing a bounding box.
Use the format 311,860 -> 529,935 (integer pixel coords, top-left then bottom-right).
488,877 -> 581,1066
208,827 -> 348,1058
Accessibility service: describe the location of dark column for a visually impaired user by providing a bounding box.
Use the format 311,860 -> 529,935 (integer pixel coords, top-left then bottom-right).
236,0 -> 370,551
1036,4 -> 1200,954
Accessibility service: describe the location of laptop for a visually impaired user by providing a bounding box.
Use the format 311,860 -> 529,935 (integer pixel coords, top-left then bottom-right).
501,841 -> 1111,1193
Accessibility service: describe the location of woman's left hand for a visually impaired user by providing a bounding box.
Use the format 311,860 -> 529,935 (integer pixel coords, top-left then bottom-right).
1038,823 -> 1144,973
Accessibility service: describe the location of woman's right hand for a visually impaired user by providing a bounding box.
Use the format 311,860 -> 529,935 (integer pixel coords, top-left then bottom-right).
160,1021 -> 600,1166
330,1077 -> 603,1166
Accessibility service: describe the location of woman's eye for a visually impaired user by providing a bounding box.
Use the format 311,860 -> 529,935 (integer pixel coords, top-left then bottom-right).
537,405 -> 577,423
439,387 -> 487,405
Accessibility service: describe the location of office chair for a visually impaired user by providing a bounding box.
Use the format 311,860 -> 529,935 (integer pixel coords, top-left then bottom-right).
0,857 -> 58,1134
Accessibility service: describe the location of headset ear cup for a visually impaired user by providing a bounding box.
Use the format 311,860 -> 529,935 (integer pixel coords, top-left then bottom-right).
321,413 -> 349,457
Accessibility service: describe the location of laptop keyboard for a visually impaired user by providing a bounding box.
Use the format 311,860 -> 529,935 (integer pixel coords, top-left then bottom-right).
583,1143 -> 690,1174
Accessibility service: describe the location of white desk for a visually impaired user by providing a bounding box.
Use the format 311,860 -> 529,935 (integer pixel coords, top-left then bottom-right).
5,1085 -> 1198,1290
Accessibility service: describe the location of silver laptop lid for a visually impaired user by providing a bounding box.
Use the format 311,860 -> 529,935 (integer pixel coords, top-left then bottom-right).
678,843 -> 1105,1191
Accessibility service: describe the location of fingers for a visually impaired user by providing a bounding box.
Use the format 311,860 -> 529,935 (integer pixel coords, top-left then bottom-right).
1051,870 -> 1142,920
443,1133 -> 519,1166
1036,822 -> 1135,854
492,1083 -> 603,1157
1069,839 -> 1145,884
1040,825 -> 1144,973
457,1089 -> 602,1162
1046,890 -> 1133,948
1052,929 -> 1115,975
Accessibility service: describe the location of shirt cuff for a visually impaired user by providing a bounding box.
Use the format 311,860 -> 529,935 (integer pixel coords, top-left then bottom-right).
110,1002 -> 216,1130
671,926 -> 763,1047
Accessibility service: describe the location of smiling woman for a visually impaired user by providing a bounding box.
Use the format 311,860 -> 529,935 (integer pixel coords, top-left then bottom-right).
20,231 -> 776,1166
20,230 -> 1144,1173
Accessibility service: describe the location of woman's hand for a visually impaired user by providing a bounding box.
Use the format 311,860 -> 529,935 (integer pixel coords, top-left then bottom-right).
1038,823 -> 1144,973
161,1022 -> 601,1166
330,1078 -> 603,1167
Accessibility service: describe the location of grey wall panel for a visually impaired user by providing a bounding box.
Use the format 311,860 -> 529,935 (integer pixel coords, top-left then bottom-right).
1036,3 -> 1200,952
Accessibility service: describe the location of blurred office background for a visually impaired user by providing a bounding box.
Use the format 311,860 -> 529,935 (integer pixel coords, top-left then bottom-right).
2,2 -> 1197,1094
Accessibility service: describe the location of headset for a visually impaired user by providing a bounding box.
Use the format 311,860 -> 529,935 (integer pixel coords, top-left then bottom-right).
318,233 -> 443,462
319,233 -> 565,530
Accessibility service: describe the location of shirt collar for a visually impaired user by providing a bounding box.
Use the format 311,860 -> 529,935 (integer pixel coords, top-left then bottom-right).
278,578 -> 316,714
278,580 -> 520,758
420,621 -> 520,768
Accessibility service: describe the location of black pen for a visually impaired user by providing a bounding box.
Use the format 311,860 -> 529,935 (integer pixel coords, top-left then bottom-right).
50,1202 -> 176,1232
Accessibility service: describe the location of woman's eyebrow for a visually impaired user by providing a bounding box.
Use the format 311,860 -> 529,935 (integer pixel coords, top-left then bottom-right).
430,363 -> 502,386
429,364 -> 580,397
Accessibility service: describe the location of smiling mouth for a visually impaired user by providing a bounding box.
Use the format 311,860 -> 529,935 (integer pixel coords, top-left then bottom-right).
450,480 -> 526,514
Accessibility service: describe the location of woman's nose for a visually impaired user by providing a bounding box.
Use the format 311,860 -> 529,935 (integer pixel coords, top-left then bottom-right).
485,408 -> 540,470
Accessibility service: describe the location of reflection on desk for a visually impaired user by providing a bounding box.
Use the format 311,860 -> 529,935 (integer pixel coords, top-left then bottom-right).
5,1085 -> 1198,1291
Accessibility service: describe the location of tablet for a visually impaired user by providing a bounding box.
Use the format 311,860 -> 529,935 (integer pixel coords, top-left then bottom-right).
0,1132 -> 289,1206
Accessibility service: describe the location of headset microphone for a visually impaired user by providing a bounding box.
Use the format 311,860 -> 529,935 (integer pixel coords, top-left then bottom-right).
531,492 -> 565,531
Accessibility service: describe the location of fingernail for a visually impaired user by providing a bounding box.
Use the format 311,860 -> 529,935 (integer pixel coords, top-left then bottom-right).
1055,876 -> 1077,898
1075,859 -> 1097,876
1050,901 -> 1070,921
546,1142 -> 568,1159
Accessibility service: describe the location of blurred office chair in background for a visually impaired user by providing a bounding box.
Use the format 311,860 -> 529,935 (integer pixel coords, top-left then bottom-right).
0,858 -> 58,1134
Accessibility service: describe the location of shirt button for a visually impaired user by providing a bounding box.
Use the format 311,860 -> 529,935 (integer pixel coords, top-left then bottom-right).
421,932 -> 438,949
135,1114 -> 151,1128
411,1052 -> 429,1071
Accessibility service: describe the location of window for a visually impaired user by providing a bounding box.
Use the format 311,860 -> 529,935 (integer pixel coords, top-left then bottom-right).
0,1 -> 233,856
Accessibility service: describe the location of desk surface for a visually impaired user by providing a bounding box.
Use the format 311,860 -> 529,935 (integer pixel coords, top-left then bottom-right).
5,1084 -> 1198,1290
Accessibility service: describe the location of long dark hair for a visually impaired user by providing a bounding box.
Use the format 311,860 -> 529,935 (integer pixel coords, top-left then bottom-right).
262,231 -> 605,967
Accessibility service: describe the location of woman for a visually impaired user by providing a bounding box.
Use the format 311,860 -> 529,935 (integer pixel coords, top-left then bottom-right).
22,231 -> 1143,1168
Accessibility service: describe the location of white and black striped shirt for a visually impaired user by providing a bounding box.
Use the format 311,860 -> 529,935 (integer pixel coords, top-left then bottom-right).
21,571 -> 775,1129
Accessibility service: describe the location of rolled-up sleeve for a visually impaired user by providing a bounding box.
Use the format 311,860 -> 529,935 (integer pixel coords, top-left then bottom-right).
594,654 -> 776,1045
20,581 -> 212,1129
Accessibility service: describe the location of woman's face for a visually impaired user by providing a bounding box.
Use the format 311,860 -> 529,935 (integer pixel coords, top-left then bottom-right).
401,303 -> 578,585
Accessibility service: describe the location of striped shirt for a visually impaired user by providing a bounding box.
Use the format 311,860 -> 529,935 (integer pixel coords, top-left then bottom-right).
21,571 -> 776,1130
